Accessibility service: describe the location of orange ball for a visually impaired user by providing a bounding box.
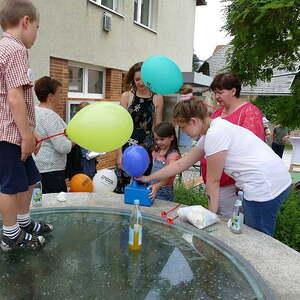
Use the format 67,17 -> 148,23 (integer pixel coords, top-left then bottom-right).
70,173 -> 93,192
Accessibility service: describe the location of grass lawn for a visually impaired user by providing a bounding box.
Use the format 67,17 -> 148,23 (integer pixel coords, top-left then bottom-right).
291,171 -> 300,183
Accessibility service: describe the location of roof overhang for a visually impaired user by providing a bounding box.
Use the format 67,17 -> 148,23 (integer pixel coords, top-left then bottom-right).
182,72 -> 212,87
241,92 -> 292,97
196,0 -> 207,6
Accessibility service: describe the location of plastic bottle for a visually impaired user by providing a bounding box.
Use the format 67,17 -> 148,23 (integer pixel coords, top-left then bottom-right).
128,199 -> 142,250
230,191 -> 243,234
31,181 -> 42,207
238,191 -> 244,226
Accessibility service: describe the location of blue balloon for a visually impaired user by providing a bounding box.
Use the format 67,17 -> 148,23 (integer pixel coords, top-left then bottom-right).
122,145 -> 150,177
141,55 -> 183,95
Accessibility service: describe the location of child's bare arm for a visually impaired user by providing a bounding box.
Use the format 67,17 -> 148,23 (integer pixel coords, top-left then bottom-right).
8,87 -> 35,161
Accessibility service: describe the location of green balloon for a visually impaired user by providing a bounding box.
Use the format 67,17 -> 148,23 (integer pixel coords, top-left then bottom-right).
66,102 -> 133,152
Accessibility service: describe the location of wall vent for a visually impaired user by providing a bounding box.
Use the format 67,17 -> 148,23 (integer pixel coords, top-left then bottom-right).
103,12 -> 112,32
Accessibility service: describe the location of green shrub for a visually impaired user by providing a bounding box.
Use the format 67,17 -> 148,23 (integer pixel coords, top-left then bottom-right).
174,183 -> 208,207
274,188 -> 300,252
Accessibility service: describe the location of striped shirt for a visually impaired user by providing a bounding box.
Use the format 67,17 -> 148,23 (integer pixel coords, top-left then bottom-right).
0,32 -> 35,146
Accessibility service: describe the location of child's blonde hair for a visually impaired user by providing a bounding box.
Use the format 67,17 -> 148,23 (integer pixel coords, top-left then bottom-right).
173,98 -> 208,125
0,0 -> 38,31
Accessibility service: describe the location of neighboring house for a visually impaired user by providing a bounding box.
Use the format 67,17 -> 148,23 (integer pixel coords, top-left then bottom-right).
0,0 -> 207,168
201,44 -> 300,97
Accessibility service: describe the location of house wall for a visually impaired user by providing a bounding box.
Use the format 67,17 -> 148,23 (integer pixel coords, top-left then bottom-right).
0,0 -> 199,170
23,0 -> 196,81
50,57 -> 119,170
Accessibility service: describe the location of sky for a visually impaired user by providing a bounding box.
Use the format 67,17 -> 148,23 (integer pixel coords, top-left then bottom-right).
194,0 -> 232,61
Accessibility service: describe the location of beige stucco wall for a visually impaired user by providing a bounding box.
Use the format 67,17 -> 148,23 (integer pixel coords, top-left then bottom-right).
1,0 -> 197,80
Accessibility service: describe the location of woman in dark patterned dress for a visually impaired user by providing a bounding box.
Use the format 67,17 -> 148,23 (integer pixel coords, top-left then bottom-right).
115,62 -> 164,192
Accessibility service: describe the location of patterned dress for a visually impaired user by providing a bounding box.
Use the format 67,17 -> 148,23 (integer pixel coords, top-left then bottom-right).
126,93 -> 155,150
115,93 -> 156,193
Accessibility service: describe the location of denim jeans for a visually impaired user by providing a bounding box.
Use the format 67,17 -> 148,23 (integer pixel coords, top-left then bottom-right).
242,185 -> 292,236
156,185 -> 174,202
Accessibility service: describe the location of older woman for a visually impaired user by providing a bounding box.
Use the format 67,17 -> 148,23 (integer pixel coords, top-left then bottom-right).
34,77 -> 72,193
115,62 -> 164,193
200,73 -> 265,218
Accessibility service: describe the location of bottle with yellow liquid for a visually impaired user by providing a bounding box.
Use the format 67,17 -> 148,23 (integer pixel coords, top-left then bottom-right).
128,199 -> 142,251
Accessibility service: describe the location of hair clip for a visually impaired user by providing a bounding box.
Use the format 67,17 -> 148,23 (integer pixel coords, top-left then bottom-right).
179,93 -> 193,101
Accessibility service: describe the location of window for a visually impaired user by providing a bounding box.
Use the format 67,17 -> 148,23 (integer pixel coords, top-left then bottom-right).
66,100 -> 95,123
134,0 -> 155,28
69,67 -> 83,93
101,0 -> 115,10
88,69 -> 103,94
66,100 -> 120,123
90,0 -> 122,13
68,64 -> 105,99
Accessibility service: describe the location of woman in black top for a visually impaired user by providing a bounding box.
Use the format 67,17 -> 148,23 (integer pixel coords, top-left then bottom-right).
115,62 -> 163,191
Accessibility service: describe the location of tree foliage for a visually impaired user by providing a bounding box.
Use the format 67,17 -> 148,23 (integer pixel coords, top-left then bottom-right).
223,0 -> 300,86
253,96 -> 279,122
274,79 -> 300,128
254,80 -> 300,129
193,53 -> 201,72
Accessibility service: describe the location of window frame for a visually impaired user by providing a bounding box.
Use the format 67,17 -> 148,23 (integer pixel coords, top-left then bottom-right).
66,100 -> 96,123
89,0 -> 124,17
101,0 -> 117,11
68,63 -> 106,99
66,100 -> 120,123
134,0 -> 154,29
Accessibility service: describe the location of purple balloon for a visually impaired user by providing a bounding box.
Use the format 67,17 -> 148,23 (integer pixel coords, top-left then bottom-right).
122,145 -> 150,177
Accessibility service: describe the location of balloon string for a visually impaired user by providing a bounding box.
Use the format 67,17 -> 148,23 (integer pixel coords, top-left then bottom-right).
36,129 -> 67,144
161,203 -> 181,217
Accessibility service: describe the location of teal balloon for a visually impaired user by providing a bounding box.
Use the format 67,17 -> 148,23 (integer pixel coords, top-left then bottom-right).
66,102 -> 133,152
141,56 -> 183,95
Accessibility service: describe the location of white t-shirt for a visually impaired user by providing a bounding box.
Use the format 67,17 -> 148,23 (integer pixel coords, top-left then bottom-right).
197,118 -> 291,202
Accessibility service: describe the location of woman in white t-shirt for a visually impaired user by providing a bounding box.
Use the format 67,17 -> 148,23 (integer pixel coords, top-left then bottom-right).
137,98 -> 291,236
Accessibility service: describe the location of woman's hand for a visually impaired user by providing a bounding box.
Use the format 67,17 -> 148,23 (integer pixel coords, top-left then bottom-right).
282,135 -> 290,143
148,183 -> 160,200
34,133 -> 41,155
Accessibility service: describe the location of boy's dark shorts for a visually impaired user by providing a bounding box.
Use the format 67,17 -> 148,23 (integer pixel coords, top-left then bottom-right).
0,142 -> 41,194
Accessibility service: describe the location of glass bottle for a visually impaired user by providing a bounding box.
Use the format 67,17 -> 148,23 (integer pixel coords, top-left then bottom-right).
128,199 -> 142,250
31,181 -> 42,207
230,191 -> 243,234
